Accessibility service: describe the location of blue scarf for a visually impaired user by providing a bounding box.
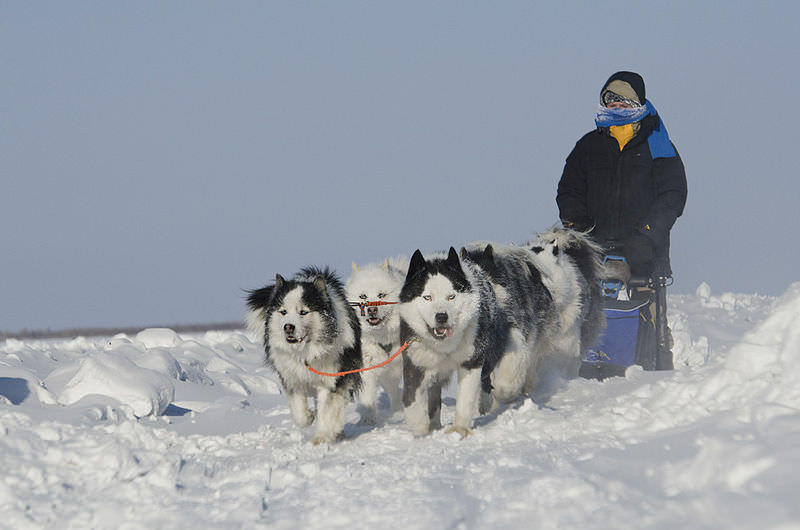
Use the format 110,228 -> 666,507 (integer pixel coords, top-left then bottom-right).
594,100 -> 676,159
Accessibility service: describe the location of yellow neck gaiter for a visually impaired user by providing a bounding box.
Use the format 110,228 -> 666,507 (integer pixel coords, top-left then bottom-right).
609,123 -> 635,150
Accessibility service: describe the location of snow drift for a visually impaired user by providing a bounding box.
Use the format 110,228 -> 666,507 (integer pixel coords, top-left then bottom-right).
1,283 -> 799,529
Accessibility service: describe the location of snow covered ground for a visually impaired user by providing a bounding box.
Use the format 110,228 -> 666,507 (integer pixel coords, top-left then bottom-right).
2,282 -> 800,530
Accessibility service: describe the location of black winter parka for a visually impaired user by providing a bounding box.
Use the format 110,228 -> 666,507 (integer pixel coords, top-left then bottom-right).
556,114 -> 687,276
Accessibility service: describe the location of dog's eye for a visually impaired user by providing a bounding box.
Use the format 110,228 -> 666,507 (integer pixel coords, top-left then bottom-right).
359,294 -> 367,300
423,295 -> 432,301
299,310 -> 308,316
278,309 -> 287,316
378,293 -> 386,299
447,294 -> 456,301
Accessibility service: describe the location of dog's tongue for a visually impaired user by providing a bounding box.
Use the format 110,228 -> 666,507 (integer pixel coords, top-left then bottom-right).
436,327 -> 453,337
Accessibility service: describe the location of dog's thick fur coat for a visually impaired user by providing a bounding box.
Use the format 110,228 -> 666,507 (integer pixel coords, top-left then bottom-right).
246,267 -> 362,444
528,227 -> 606,363
345,258 -> 406,424
398,248 -> 508,437
461,228 -> 605,403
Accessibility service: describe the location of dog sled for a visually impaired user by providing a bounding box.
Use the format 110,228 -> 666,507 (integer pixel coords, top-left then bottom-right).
579,255 -> 673,380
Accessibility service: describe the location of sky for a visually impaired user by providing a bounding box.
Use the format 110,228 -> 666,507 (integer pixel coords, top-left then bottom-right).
2,1 -> 799,332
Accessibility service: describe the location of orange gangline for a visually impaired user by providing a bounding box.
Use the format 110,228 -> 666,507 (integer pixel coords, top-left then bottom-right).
306,341 -> 409,377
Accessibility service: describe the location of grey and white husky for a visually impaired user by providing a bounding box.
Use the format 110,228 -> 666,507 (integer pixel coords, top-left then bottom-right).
528,227 -> 606,365
398,248 -> 509,437
246,267 -> 362,444
461,229 -> 604,403
345,258 -> 406,424
459,241 -> 558,404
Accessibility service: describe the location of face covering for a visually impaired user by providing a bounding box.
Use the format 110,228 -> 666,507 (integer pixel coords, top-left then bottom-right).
609,123 -> 635,150
595,100 -> 677,159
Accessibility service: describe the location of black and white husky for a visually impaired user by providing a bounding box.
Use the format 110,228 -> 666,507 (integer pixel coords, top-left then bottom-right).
459,241 -> 558,404
398,248 -> 509,437
528,227 -> 606,365
461,229 -> 605,403
246,267 -> 362,444
345,258 -> 406,424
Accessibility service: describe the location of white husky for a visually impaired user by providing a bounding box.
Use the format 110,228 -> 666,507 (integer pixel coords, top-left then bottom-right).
345,258 -> 406,424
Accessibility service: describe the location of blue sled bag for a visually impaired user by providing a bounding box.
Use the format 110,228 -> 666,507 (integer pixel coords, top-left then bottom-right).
579,298 -> 656,379
579,256 -> 658,380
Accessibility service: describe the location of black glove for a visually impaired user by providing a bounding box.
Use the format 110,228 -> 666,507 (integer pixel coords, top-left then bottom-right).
623,232 -> 654,276
653,256 -> 672,279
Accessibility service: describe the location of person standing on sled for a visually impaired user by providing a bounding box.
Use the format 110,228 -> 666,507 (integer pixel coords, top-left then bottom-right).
556,71 -> 687,371
556,70 -> 687,281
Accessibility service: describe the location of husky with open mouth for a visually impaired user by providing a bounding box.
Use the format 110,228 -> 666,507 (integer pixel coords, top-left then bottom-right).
345,257 -> 406,424
246,267 -> 362,444
398,248 -> 508,438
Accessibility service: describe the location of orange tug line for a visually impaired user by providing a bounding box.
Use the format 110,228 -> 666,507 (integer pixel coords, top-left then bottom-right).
306,341 -> 409,377
306,299 -> 407,377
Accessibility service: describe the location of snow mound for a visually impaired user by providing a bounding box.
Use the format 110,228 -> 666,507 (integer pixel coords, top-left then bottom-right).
722,282 -> 800,405
0,366 -> 56,406
135,328 -> 182,349
48,351 -> 174,417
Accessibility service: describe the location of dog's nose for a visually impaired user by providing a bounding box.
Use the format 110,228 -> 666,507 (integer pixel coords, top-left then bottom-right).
284,323 -> 295,334
435,312 -> 448,325
368,306 -> 378,317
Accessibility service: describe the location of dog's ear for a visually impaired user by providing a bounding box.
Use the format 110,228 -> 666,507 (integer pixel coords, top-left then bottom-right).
446,246 -> 472,291
352,262 -> 359,273
446,247 -> 462,271
275,274 -> 285,289
381,258 -> 390,271
311,274 -> 328,300
313,274 -> 328,299
482,244 -> 495,262
476,244 -> 496,274
551,240 -> 559,256
459,246 -> 468,259
406,249 -> 427,281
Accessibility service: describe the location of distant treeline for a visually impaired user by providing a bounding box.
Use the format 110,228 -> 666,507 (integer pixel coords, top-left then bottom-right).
1,322 -> 245,341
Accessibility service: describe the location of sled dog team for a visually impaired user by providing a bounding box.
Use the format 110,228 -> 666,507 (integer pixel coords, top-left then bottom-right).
246,227 -> 606,444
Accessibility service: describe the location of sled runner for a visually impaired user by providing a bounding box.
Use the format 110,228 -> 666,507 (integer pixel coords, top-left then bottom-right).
579,256 -> 673,380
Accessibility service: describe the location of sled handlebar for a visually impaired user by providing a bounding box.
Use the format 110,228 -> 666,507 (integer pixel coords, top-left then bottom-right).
627,276 -> 651,288
627,275 -> 674,289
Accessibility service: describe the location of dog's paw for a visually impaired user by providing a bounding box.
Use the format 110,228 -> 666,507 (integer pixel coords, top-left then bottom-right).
294,411 -> 315,428
311,431 -> 344,445
356,406 -> 377,426
479,391 -> 496,415
358,415 -> 376,426
444,425 -> 472,439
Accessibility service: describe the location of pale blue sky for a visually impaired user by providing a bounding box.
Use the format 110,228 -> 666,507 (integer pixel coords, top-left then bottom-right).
2,1 -> 798,331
